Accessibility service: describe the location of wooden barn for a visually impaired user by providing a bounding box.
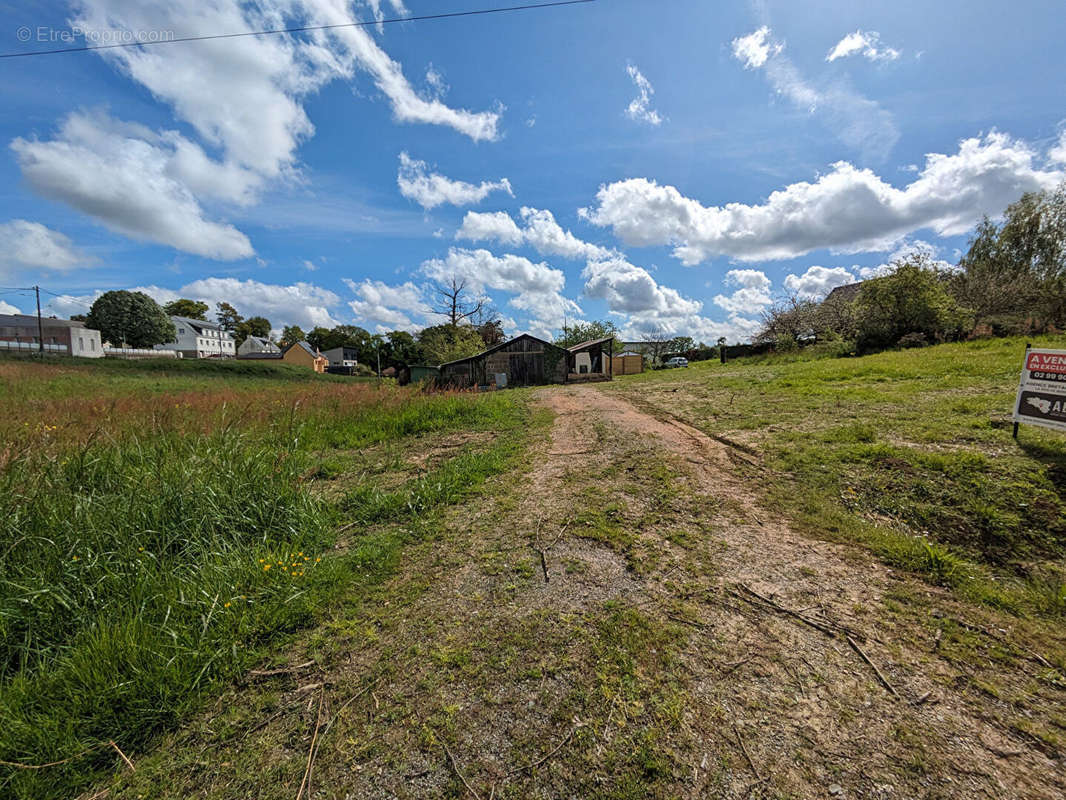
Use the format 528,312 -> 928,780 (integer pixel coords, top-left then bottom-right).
438,334 -> 616,389
438,334 -> 569,388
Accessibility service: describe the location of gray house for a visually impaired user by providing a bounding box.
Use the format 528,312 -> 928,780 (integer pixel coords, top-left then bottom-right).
237,336 -> 280,357
322,346 -> 359,367
0,314 -> 103,357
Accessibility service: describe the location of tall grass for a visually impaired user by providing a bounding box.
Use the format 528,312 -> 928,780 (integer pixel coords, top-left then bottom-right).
0,360 -> 531,798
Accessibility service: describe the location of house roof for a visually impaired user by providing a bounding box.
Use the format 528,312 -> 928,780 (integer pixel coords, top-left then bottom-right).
438,333 -> 562,368
824,282 -> 864,303
237,352 -> 283,360
171,315 -> 232,335
245,335 -> 274,346
566,336 -> 615,353
283,340 -> 325,359
0,313 -> 90,329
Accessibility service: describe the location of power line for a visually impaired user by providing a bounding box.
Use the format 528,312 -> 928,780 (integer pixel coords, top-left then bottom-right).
1,0 -> 596,60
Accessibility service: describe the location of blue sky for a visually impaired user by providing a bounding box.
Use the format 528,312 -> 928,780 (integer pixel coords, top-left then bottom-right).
0,0 -> 1063,342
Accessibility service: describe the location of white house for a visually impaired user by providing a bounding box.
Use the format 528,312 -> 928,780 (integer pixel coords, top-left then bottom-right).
237,335 -> 280,357
158,316 -> 235,359
0,314 -> 103,357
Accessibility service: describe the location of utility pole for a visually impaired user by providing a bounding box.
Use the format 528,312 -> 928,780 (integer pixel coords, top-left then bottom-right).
34,285 -> 43,355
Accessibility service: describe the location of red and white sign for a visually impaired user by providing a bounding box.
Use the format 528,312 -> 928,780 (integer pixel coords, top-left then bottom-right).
1026,351 -> 1066,375
1014,347 -> 1066,433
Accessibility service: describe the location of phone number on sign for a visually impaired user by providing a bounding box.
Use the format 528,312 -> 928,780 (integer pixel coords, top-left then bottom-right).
1030,371 -> 1066,384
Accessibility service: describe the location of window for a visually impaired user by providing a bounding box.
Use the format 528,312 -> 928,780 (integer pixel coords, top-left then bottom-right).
178,328 -> 185,334
78,336 -> 84,350
89,339 -> 95,351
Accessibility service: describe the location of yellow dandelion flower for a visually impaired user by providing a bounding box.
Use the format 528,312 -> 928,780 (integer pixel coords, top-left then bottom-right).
263,564 -> 271,571
224,602 -> 231,608
315,558 -> 321,563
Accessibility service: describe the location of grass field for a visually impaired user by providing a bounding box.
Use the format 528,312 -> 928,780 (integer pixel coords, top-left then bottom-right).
5,341 -> 1066,798
0,357 -> 536,799
608,335 -> 1066,616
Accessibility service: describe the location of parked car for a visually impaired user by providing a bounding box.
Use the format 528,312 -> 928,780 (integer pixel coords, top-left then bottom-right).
664,356 -> 689,368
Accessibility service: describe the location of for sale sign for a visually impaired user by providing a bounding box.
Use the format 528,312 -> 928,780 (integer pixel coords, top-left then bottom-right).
1014,347 -> 1066,433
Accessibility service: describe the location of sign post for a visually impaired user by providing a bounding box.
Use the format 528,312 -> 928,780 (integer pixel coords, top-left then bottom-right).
1012,344 -> 1066,437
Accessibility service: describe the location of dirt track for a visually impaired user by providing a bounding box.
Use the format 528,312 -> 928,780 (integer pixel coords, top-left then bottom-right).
536,385 -> 1063,799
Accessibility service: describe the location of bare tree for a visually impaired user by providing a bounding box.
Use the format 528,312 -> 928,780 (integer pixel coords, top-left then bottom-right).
644,325 -> 673,364
433,277 -> 485,326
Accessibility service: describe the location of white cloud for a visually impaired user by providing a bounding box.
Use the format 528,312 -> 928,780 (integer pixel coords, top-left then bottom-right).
856,239 -> 956,279
424,64 -> 448,98
582,256 -> 701,316
12,111 -> 254,260
0,300 -> 23,315
457,207 -> 613,261
345,277 -> 429,332
582,131 -> 1065,264
73,1 -> 499,172
625,63 -> 663,126
1050,128 -> 1066,165
0,220 -> 89,274
396,152 -> 512,210
17,2 -> 501,257
713,269 -> 773,314
302,259 -> 318,271
621,310 -> 762,346
826,30 -> 901,63
140,277 -> 343,330
422,247 -> 581,321
731,26 -> 898,158
784,265 -> 855,299
731,26 -> 781,70
363,0 -> 409,33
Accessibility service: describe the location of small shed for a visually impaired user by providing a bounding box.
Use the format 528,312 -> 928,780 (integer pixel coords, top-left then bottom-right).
611,351 -> 644,375
566,337 -> 615,382
438,334 -> 569,389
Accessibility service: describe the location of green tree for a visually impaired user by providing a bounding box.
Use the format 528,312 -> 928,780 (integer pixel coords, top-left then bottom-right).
306,326 -> 332,351
234,316 -> 271,347
384,330 -> 422,365
280,325 -> 306,346
215,302 -> 243,332
554,320 -> 619,349
952,182 -> 1066,333
163,299 -> 209,320
418,324 -> 485,364
854,256 -> 972,353
86,290 -> 176,348
665,336 -> 695,356
476,319 -> 507,347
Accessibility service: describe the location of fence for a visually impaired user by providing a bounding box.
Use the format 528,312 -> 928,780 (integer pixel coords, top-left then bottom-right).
0,341 -> 67,354
104,347 -> 180,359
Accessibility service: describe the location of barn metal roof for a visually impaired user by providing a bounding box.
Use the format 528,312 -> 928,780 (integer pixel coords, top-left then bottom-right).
438,333 -> 563,368
566,336 -> 615,353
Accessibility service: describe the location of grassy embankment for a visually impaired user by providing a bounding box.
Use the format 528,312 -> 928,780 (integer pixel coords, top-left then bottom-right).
610,335 -> 1066,615
0,357 -> 537,799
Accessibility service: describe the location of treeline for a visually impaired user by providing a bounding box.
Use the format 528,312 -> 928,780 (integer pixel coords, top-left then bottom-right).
758,183 -> 1066,354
